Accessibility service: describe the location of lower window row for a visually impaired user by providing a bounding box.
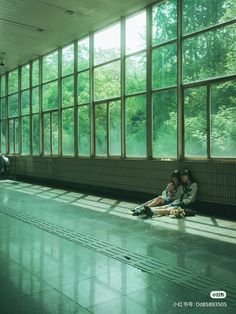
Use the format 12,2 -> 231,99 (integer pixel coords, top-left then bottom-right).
0,80 -> 235,158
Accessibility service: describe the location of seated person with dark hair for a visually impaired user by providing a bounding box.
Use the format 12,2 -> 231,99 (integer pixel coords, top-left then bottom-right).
143,170 -> 198,218
132,170 -> 183,216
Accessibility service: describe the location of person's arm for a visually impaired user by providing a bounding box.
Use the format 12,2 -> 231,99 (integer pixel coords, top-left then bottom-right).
181,183 -> 198,205
170,199 -> 181,206
161,186 -> 168,199
168,186 -> 183,206
173,185 -> 183,201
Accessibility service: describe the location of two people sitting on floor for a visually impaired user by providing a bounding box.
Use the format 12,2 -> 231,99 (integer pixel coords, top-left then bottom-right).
132,170 -> 198,218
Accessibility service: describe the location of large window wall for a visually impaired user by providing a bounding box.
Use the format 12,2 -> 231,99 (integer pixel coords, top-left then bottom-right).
0,0 -> 235,159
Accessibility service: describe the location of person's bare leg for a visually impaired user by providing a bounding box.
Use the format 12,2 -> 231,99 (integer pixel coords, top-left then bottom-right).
147,196 -> 165,207
132,197 -> 157,212
151,206 -> 171,216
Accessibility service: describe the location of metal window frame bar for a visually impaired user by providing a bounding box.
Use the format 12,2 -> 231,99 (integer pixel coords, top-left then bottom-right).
146,5 -> 153,159
121,16 -> 126,158
207,83 -> 211,159
177,0 -> 184,159
5,73 -> 9,154
18,67 -> 22,155
39,56 -> 43,156
58,47 -> 62,156
106,102 -> 110,156
152,38 -> 177,50
89,32 -> 95,158
74,40 -> 78,157
182,18 -> 236,40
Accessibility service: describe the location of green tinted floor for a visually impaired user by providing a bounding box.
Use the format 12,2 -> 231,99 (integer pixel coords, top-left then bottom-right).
0,180 -> 235,314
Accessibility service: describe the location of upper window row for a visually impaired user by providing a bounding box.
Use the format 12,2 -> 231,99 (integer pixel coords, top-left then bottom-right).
0,0 -> 235,93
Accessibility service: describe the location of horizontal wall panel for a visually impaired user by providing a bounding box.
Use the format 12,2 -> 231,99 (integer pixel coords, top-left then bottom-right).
8,156 -> 236,205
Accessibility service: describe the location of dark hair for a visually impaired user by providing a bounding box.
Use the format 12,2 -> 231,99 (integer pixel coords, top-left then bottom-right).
181,169 -> 194,182
170,170 -> 181,185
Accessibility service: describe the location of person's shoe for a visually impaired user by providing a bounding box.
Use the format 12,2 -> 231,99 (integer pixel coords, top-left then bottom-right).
131,205 -> 142,212
184,209 -> 196,217
143,206 -> 154,218
132,205 -> 145,215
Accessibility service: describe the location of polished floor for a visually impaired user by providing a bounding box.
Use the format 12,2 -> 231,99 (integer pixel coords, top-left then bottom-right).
0,180 -> 235,314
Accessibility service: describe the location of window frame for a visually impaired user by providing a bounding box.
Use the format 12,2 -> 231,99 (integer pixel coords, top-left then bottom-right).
0,1 -> 235,161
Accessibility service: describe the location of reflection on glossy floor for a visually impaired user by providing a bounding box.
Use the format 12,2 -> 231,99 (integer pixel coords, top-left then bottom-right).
0,180 -> 235,314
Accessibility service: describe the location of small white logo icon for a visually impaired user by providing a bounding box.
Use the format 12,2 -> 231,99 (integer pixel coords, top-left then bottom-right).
210,291 -> 227,299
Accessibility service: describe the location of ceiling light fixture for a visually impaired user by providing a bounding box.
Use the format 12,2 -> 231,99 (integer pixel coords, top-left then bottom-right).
64,10 -> 74,15
0,53 -> 5,67
0,18 -> 44,32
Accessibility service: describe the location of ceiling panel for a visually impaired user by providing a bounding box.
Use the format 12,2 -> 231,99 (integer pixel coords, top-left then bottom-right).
0,0 -> 157,74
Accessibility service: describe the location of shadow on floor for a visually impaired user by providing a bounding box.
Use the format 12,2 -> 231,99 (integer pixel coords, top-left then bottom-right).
1,179 -> 236,245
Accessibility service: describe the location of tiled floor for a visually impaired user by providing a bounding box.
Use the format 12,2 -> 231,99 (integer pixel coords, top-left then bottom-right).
0,180 -> 235,314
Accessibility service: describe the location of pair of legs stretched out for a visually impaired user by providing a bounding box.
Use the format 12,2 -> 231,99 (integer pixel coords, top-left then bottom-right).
143,204 -> 185,218
132,196 -> 168,215
143,203 -> 196,218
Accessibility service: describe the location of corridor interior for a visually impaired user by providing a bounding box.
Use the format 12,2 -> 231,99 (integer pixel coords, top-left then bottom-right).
0,180 -> 235,314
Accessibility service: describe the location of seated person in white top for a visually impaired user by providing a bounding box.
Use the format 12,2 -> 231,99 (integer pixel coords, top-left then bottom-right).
143,170 -> 198,218
132,170 -> 183,216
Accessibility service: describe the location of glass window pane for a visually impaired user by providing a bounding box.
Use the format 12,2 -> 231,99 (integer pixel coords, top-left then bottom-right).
8,70 -> 18,94
153,43 -> 177,89
126,95 -> 146,157
95,104 -> 107,156
78,71 -> 90,104
183,0 -> 236,35
78,37 -> 89,71
62,108 -> 74,155
52,112 -> 58,154
21,90 -> 30,115
43,51 -> 58,82
21,116 -> 30,155
94,23 -> 120,65
9,119 -> 19,154
153,90 -> 177,158
8,94 -> 18,117
9,120 -> 14,153
1,75 -> 6,97
42,81 -> 58,111
62,44 -> 74,76
32,114 -> 40,155
32,60 -> 39,86
109,101 -> 121,155
0,98 -> 6,119
211,80 -> 236,157
43,112 -> 58,155
126,52 -> 146,95
21,64 -> 30,90
15,119 -> 19,153
32,87 -> 39,113
78,105 -> 90,156
183,24 -> 236,83
126,11 -> 146,55
184,87 -> 207,157
94,61 -> 120,101
1,120 -> 7,153
152,0 -> 177,45
43,114 -> 50,155
62,75 -> 74,107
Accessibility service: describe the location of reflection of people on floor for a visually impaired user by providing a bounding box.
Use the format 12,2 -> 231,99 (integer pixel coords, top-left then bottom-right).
132,170 -> 183,216
144,170 -> 198,218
